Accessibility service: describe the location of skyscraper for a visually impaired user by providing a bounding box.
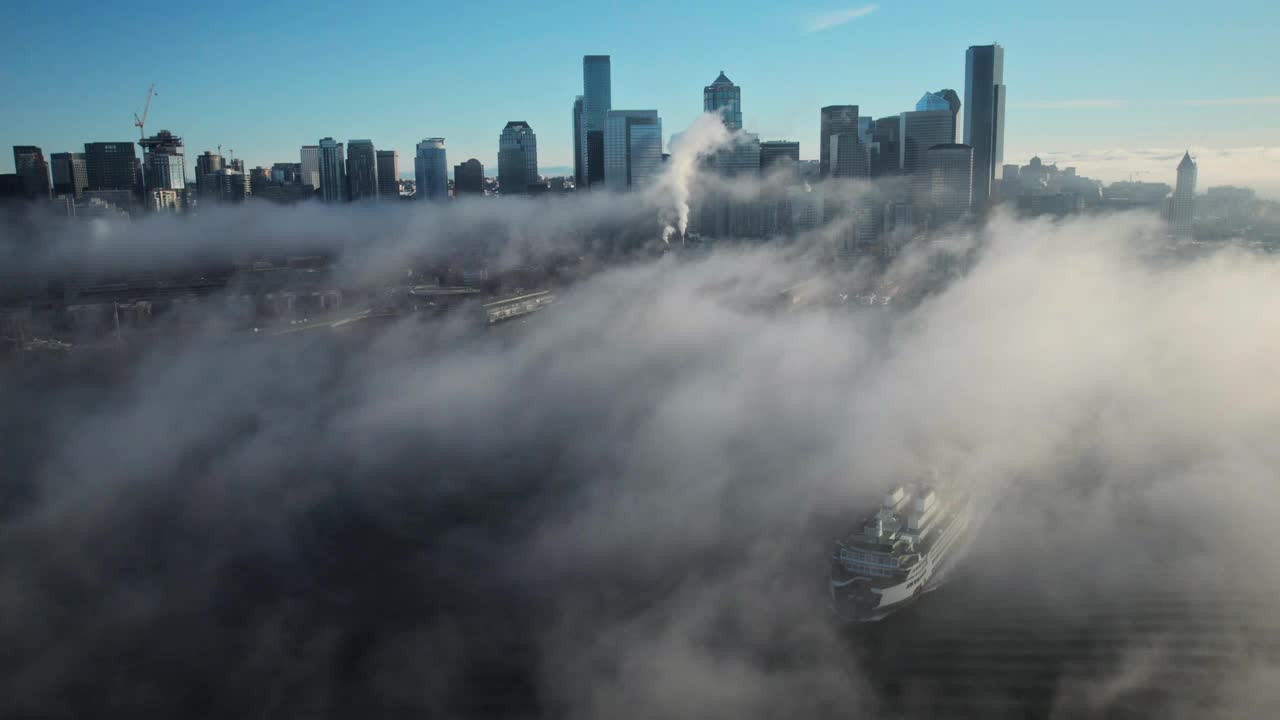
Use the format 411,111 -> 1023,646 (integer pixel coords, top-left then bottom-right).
13,146 -> 51,200
901,107 -> 956,177
819,105 -> 859,179
572,96 -> 585,187
414,138 -> 448,201
195,150 -> 224,200
921,89 -> 962,124
760,141 -> 800,174
922,143 -> 974,225
1170,151 -> 1197,235
51,152 -> 88,198
704,71 -> 742,131
346,140 -> 379,201
964,43 -> 1006,213
454,159 -> 484,196
377,150 -> 399,198
84,142 -> 139,193
498,122 -> 538,195
317,137 -> 347,203
300,145 -> 321,189
872,116 -> 903,176
604,110 -> 663,191
581,55 -> 612,188
138,131 -> 185,199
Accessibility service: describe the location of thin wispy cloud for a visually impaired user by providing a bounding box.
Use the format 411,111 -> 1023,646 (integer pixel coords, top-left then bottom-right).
805,4 -> 879,32
1181,96 -> 1280,106
1018,95 -> 1280,110
1018,99 -> 1128,110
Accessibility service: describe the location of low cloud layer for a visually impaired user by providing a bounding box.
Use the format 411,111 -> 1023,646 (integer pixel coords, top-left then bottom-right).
1008,145 -> 1280,199
3,145 -> 1280,717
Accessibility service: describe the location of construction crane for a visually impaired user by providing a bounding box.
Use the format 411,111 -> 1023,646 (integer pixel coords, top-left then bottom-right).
133,83 -> 156,139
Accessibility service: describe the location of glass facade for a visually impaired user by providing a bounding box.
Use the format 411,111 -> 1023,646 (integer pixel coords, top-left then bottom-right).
300,146 -> 320,189
346,140 -> 379,201
923,143 -> 973,225
703,71 -> 742,131
85,142 -> 140,192
454,158 -> 484,195
498,122 -> 538,194
414,138 -> 448,201
139,131 -> 185,194
901,109 -> 956,178
964,44 -> 1005,212
51,151 -> 88,197
819,105 -> 858,179
376,150 -> 398,197
317,137 -> 347,203
572,96 -> 584,187
604,110 -> 661,191
582,56 -> 611,188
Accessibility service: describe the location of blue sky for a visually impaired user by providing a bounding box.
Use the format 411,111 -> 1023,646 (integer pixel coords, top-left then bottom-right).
2,0 -> 1277,180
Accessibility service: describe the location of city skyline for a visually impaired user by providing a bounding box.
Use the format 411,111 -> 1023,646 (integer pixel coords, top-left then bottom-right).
3,1 -> 1278,195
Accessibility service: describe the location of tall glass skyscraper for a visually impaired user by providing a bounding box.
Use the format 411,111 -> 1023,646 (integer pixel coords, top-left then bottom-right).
703,71 -> 742,131
819,105 -> 859,179
346,140 -> 379,201
581,55 -> 611,188
414,138 -> 448,201
300,145 -> 320,189
84,141 -> 139,193
964,44 -> 1005,213
572,96 -> 585,187
603,110 -> 662,191
376,150 -> 399,197
923,143 -> 974,225
317,137 -> 347,203
1170,151 -> 1197,235
12,146 -> 51,199
50,152 -> 88,197
498,122 -> 538,194
138,130 -> 185,193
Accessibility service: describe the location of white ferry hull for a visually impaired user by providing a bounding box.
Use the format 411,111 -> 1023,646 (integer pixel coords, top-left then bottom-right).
830,494 -> 971,622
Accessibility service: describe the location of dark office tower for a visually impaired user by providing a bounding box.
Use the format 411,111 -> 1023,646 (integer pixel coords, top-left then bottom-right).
829,133 -> 870,179
760,141 -> 800,171
819,105 -> 859,178
12,146 -> 51,199
50,152 -> 88,197
376,150 -> 399,197
923,143 -> 974,225
138,130 -> 186,194
84,142 -> 140,193
454,158 -> 484,195
704,71 -> 743,131
346,139 -> 379,201
582,55 -> 611,188
249,167 -> 271,195
317,138 -> 347,203
1170,151 -> 1197,235
194,150 -> 224,200
498,121 -> 538,194
964,43 -> 1006,213
572,96 -> 585,187
872,116 -> 902,176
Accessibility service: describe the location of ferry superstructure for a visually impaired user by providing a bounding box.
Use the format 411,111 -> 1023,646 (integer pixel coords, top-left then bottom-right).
829,479 -> 972,621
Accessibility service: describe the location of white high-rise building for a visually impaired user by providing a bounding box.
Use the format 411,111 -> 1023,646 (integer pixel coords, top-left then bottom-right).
414,138 -> 448,201
300,145 -> 321,190
604,110 -> 662,191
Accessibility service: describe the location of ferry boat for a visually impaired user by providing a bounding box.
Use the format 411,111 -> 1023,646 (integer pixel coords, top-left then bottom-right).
829,476 -> 972,621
